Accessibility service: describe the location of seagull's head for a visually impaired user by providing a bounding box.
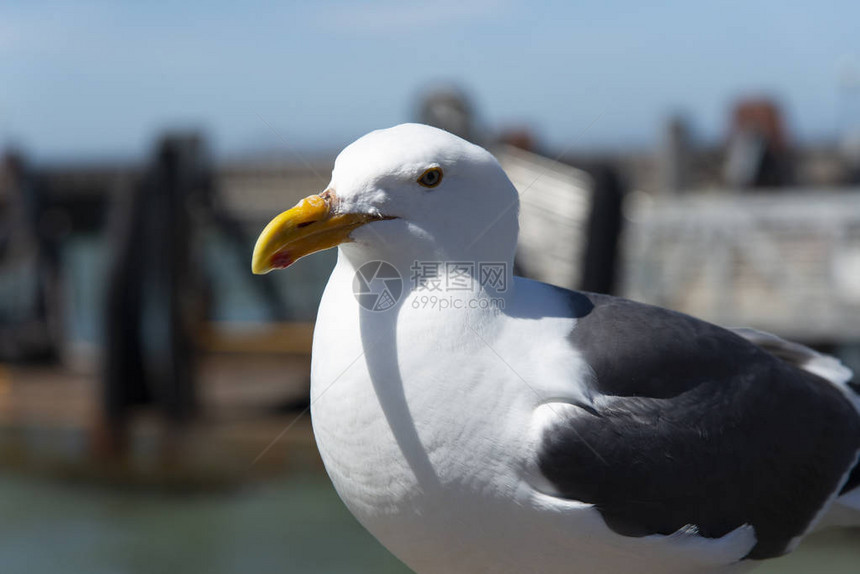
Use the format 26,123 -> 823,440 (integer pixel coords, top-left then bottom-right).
251,123 -> 519,274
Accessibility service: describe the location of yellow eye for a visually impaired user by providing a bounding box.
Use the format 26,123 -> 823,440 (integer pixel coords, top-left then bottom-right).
417,167 -> 443,188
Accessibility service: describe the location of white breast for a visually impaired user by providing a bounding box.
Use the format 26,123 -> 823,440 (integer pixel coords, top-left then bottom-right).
309,266 -> 759,574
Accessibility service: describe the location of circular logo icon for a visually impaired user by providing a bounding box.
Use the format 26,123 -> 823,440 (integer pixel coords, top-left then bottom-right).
352,261 -> 403,312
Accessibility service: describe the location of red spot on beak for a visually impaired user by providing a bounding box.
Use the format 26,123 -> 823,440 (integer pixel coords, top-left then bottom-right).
270,251 -> 294,269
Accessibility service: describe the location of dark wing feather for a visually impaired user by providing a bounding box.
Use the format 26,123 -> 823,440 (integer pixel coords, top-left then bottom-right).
537,290 -> 860,559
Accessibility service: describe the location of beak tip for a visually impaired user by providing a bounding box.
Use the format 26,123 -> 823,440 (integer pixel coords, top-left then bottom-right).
252,250 -> 294,275
251,252 -> 272,275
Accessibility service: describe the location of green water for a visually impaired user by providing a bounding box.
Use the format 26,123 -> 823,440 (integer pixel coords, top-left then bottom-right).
0,471 -> 857,574
0,472 -> 407,574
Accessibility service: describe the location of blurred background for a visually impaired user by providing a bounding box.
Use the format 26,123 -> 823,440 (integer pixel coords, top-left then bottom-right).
1,1 -> 859,572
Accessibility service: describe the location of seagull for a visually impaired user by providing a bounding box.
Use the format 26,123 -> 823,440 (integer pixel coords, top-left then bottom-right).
252,123 -> 860,574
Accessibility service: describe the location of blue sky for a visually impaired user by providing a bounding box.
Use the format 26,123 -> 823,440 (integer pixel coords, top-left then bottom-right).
1,1 -> 858,160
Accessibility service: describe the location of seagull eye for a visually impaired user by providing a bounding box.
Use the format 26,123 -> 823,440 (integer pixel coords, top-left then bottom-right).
417,167 -> 443,188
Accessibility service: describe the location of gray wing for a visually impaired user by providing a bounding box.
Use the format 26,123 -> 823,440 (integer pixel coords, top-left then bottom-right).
535,290 -> 860,560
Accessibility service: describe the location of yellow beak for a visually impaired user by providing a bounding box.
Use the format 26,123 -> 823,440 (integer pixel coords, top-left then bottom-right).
251,193 -> 389,274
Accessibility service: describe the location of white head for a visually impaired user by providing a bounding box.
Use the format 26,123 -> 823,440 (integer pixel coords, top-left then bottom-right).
252,123 -> 519,274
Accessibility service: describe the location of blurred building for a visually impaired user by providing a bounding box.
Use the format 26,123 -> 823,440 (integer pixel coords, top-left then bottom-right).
607,99 -> 860,351
3,93 -> 860,373
417,86 -> 479,143
621,191 -> 860,343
